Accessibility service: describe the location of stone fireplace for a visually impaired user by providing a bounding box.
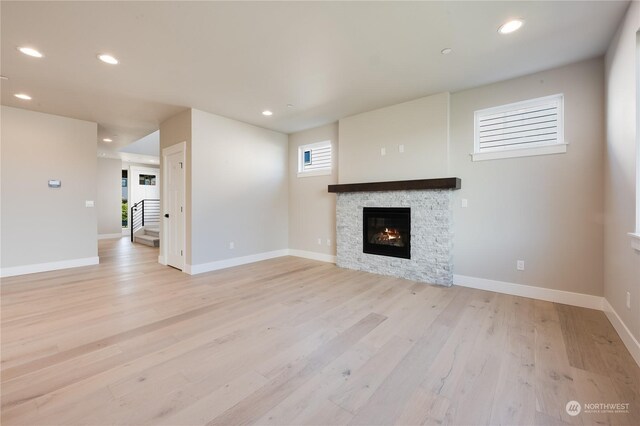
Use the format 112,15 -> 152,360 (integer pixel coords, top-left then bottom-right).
329,178 -> 460,286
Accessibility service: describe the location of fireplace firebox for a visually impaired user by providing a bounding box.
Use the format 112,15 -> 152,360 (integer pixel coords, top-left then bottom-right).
363,207 -> 410,259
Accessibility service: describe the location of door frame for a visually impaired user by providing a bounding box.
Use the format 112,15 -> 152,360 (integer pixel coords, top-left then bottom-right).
160,141 -> 186,269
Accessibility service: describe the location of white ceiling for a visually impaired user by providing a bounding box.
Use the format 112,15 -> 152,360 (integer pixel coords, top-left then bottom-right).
0,1 -> 630,153
119,130 -> 159,156
108,130 -> 160,164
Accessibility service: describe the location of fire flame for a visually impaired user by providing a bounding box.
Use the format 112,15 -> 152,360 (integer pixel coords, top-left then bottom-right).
383,227 -> 400,240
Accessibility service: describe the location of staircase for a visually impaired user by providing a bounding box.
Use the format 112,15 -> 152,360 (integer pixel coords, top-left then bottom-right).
134,226 -> 160,247
130,199 -> 160,248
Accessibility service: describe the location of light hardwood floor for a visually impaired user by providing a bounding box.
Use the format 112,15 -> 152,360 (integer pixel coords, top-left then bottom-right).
1,238 -> 639,425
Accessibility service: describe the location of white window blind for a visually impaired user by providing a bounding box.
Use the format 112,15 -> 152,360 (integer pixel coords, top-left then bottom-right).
473,94 -> 565,161
298,141 -> 332,176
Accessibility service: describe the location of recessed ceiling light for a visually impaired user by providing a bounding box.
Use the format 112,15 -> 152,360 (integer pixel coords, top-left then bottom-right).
14,93 -> 32,100
98,54 -> 119,65
262,110 -> 273,116
498,19 -> 524,35
103,138 -> 113,143
441,48 -> 452,55
287,104 -> 293,108
18,47 -> 43,58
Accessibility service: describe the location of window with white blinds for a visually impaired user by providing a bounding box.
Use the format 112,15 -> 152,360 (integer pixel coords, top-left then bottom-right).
298,141 -> 332,176
473,94 -> 566,161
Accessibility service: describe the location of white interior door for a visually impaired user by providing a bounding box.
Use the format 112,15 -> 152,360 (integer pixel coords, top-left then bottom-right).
165,149 -> 185,270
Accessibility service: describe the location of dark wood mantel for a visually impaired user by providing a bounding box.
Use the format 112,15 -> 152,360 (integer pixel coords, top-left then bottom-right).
328,177 -> 461,193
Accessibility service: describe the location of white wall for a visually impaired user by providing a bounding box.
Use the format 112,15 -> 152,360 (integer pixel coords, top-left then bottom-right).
1,106 -> 98,272
288,123 -> 338,257
129,166 -> 160,205
338,92 -> 450,184
604,1 -> 640,342
96,157 -> 122,236
450,58 -> 605,297
190,109 -> 289,266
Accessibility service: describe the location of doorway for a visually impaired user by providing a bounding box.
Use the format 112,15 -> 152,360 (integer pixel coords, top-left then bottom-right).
162,142 -> 186,270
122,169 -> 129,230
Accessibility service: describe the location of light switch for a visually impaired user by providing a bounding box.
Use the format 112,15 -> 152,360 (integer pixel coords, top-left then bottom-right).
381,147 -> 386,156
85,200 -> 94,208
461,199 -> 468,208
398,144 -> 405,153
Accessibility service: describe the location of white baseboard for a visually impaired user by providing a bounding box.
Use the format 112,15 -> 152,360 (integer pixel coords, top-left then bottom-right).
158,256 -> 167,265
0,256 -> 100,278
453,274 -> 604,311
603,299 -> 640,367
98,233 -> 123,240
288,249 -> 336,263
184,249 -> 290,275
182,249 -> 335,275
122,228 -> 130,236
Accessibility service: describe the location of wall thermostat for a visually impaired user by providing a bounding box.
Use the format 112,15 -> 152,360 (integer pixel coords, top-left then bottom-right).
48,180 -> 61,188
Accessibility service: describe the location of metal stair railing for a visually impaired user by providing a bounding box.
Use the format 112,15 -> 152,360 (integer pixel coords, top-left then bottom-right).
130,199 -> 160,242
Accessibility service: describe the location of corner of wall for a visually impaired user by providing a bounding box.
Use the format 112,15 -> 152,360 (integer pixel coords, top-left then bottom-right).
602,0 -> 640,354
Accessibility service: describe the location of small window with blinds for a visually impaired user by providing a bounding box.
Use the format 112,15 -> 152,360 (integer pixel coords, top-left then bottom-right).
298,141 -> 332,177
472,94 -> 566,161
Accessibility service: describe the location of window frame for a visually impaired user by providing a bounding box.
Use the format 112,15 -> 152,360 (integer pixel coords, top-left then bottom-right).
472,93 -> 567,162
297,140 -> 332,178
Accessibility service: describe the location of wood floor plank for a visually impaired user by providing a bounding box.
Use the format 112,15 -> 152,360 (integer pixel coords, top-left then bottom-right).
557,304 -> 610,374
441,292 -> 506,426
394,387 -> 450,426
208,312 -> 387,425
533,300 -> 584,425
253,342 -> 375,426
328,335 -> 414,414
418,288 -> 496,401
157,370 -> 269,425
348,291 -> 471,425
1,238 -> 638,426
488,295 -> 537,426
292,398 -> 354,425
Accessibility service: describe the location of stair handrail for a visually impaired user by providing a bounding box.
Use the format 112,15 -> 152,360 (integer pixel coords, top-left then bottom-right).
130,199 -> 160,242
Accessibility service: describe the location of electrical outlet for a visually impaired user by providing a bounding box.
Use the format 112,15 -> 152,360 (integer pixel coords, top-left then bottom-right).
517,260 -> 525,271
229,242 -> 235,250
627,292 -> 631,309
85,200 -> 94,208
380,147 -> 386,156
326,238 -> 331,246
461,198 -> 468,208
317,238 -> 322,245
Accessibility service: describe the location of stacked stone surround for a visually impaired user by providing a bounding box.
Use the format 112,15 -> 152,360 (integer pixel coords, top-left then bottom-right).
336,190 -> 454,286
